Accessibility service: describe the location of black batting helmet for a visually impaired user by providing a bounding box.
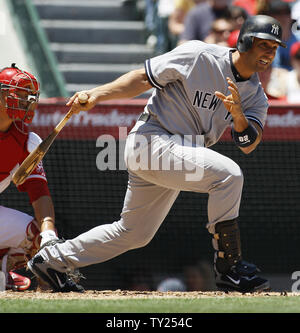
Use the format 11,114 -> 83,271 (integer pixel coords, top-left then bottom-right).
237,15 -> 287,52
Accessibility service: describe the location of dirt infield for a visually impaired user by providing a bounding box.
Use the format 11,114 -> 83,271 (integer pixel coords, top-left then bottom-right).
0,290 -> 298,299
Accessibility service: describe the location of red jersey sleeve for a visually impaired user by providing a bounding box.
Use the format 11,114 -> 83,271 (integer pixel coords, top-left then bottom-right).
18,177 -> 50,203
17,132 -> 51,203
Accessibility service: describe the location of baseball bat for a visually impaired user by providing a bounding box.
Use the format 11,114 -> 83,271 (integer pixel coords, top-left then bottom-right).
12,108 -> 74,186
12,93 -> 89,186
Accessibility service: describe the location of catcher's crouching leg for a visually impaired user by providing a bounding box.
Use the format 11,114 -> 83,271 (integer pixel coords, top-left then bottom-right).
210,219 -> 270,292
0,251 -> 31,291
18,219 -> 41,259
0,219 -> 49,291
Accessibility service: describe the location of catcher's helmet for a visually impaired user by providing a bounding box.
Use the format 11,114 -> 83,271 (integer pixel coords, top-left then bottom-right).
237,15 -> 287,53
0,63 -> 40,124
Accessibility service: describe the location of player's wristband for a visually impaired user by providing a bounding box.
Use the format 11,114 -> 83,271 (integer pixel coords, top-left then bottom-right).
232,123 -> 258,147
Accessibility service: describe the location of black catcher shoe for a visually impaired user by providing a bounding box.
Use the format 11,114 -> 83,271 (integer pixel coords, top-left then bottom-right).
215,260 -> 270,293
27,254 -> 85,293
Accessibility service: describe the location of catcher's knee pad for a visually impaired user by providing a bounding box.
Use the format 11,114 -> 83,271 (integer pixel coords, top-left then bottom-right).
211,219 -> 242,274
1,252 -> 27,273
18,219 -> 41,258
0,219 -> 41,274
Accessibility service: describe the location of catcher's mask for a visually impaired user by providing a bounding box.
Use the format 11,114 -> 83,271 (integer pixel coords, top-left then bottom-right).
237,15 -> 287,53
0,63 -> 40,125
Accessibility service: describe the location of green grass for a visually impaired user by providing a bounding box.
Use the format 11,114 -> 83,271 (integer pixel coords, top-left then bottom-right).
1,296 -> 300,313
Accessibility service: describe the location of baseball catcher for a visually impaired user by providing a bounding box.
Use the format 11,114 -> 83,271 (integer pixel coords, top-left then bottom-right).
0,64 -> 83,292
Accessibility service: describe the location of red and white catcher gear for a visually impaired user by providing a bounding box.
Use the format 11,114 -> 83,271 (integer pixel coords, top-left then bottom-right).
19,219 -> 41,259
0,215 -> 41,290
0,218 -> 41,269
0,63 -> 40,125
1,253 -> 32,291
0,207 -> 40,251
6,271 -> 31,291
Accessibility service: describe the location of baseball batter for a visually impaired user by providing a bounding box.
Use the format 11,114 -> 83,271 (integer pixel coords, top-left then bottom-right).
28,15 -> 286,293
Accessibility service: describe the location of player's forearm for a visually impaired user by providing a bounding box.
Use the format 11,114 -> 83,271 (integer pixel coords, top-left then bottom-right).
92,68 -> 152,102
231,111 -> 249,132
233,117 -> 262,154
241,121 -> 262,154
32,195 -> 56,232
67,68 -> 152,113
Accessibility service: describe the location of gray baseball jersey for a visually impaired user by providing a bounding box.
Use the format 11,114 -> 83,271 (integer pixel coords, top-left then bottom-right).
144,40 -> 268,147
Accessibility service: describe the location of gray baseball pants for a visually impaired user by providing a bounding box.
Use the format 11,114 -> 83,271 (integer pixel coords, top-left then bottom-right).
40,119 -> 243,270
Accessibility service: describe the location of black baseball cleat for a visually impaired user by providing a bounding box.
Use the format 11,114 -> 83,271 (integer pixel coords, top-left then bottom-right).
215,260 -> 270,293
27,254 -> 85,293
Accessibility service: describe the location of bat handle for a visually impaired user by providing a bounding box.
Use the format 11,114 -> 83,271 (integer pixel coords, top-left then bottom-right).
55,109 -> 74,133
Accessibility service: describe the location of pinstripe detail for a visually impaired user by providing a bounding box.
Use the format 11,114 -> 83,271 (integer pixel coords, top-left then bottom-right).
144,59 -> 163,90
246,116 -> 263,130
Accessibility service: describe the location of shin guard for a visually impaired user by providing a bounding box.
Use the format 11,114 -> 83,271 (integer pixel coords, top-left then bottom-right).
211,219 -> 242,274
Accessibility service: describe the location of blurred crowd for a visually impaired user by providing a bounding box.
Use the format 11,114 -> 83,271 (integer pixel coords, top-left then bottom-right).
125,260 -> 216,292
143,0 -> 300,103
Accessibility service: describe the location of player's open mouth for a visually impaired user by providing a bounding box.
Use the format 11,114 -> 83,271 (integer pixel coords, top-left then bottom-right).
259,59 -> 269,66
